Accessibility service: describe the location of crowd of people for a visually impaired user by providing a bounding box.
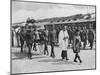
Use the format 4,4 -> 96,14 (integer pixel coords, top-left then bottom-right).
11,22 -> 95,63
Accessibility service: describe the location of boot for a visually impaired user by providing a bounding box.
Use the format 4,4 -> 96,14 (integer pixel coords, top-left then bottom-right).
77,55 -> 82,63
74,59 -> 78,62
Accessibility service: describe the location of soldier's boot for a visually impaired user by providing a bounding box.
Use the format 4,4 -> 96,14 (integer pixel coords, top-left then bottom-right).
21,48 -> 23,53
74,54 -> 78,62
77,55 -> 82,63
62,56 -> 65,60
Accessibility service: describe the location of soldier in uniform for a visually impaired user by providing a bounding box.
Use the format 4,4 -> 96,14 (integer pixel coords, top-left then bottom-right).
44,28 -> 49,55
68,26 -> 74,48
19,26 -> 25,53
73,30 -> 82,63
88,27 -> 94,49
49,27 -> 56,58
25,25 -> 33,59
81,27 -> 87,48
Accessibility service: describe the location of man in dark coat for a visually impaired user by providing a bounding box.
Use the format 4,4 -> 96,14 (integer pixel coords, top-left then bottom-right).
49,29 -> 56,58
25,28 -> 34,59
80,27 -> 87,48
44,28 -> 49,55
67,27 -> 74,48
88,28 -> 94,49
73,30 -> 82,63
19,27 -> 25,53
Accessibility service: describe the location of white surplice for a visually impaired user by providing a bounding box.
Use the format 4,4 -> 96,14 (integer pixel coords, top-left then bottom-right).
59,30 -> 69,51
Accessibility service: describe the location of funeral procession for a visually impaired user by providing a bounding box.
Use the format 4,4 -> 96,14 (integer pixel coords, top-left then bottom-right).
11,1 -> 96,74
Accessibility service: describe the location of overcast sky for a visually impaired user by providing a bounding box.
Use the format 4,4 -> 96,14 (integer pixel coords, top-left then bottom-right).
12,1 -> 95,23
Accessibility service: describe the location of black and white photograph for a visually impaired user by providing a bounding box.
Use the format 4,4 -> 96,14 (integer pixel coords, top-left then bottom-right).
11,0 -> 96,74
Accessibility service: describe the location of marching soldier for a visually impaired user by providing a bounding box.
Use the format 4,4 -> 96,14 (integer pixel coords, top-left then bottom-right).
88,27 -> 94,49
73,30 -> 82,63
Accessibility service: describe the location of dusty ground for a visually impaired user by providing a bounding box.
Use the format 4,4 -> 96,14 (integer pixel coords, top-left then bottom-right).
11,45 -> 96,74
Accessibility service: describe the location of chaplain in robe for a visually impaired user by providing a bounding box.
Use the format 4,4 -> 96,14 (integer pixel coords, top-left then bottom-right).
59,26 -> 69,60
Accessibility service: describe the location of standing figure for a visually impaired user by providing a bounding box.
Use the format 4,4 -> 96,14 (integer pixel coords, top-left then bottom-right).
88,28 -> 94,49
12,29 -> 14,47
73,30 -> 82,63
19,27 -> 25,53
25,29 -> 33,59
68,27 -> 74,48
32,30 -> 37,51
44,28 -> 49,55
39,31 -> 45,54
59,26 -> 69,60
81,27 -> 87,48
15,27 -> 21,47
49,28 -> 56,58
33,30 -> 40,51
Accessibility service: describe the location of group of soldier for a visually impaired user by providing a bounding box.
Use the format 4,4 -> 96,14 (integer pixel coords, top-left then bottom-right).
12,22 -> 95,63
67,25 -> 95,49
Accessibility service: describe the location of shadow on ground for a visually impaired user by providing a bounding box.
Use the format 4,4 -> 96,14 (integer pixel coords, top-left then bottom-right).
38,59 -> 62,62
12,51 -> 47,60
38,59 -> 79,65
12,51 -> 28,60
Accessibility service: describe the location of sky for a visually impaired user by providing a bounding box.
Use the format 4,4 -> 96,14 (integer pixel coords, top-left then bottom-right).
12,0 -> 95,23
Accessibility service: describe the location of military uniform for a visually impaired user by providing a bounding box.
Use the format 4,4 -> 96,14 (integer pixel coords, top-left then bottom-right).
49,30 -> 56,58
25,30 -> 33,58
88,29 -> 94,49
81,30 -> 87,48
44,30 -> 49,55
73,30 -> 82,63
19,29 -> 25,53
